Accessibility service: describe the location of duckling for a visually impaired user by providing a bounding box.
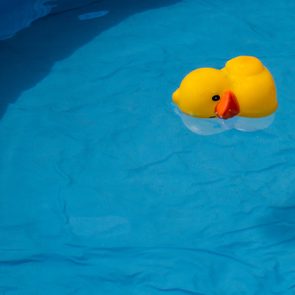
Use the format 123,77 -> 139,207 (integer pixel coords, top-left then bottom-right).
173,56 -> 278,119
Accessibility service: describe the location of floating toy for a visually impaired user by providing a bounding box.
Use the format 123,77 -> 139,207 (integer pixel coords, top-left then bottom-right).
172,56 -> 278,135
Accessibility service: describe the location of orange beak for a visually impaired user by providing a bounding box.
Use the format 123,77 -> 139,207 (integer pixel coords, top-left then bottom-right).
215,91 -> 240,119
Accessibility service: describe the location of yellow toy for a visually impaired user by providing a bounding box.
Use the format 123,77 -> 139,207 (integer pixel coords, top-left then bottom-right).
173,56 -> 278,119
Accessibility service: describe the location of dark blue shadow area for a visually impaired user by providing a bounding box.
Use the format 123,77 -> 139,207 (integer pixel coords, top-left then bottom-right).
260,203 -> 295,247
0,0 -> 180,119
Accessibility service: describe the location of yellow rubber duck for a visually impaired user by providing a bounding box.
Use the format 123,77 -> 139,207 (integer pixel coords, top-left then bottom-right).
172,56 -> 278,119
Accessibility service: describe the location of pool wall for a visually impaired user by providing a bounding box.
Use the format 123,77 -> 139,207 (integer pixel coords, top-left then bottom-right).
0,0 -> 95,40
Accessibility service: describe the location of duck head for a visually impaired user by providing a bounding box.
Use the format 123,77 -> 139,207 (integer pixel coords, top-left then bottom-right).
173,68 -> 240,119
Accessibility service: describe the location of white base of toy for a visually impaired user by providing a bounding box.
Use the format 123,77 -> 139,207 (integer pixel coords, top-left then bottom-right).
174,107 -> 275,135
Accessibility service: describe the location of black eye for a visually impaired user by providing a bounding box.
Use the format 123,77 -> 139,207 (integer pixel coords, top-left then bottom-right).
212,95 -> 220,101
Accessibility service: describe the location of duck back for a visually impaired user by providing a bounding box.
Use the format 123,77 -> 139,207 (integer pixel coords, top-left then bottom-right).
222,56 -> 277,118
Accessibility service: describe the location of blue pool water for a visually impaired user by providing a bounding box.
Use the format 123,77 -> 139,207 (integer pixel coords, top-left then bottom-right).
1,0 -> 295,294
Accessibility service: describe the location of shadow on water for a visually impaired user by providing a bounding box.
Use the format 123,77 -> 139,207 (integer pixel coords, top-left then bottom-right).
0,0 -> 180,119
259,202 -> 295,248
